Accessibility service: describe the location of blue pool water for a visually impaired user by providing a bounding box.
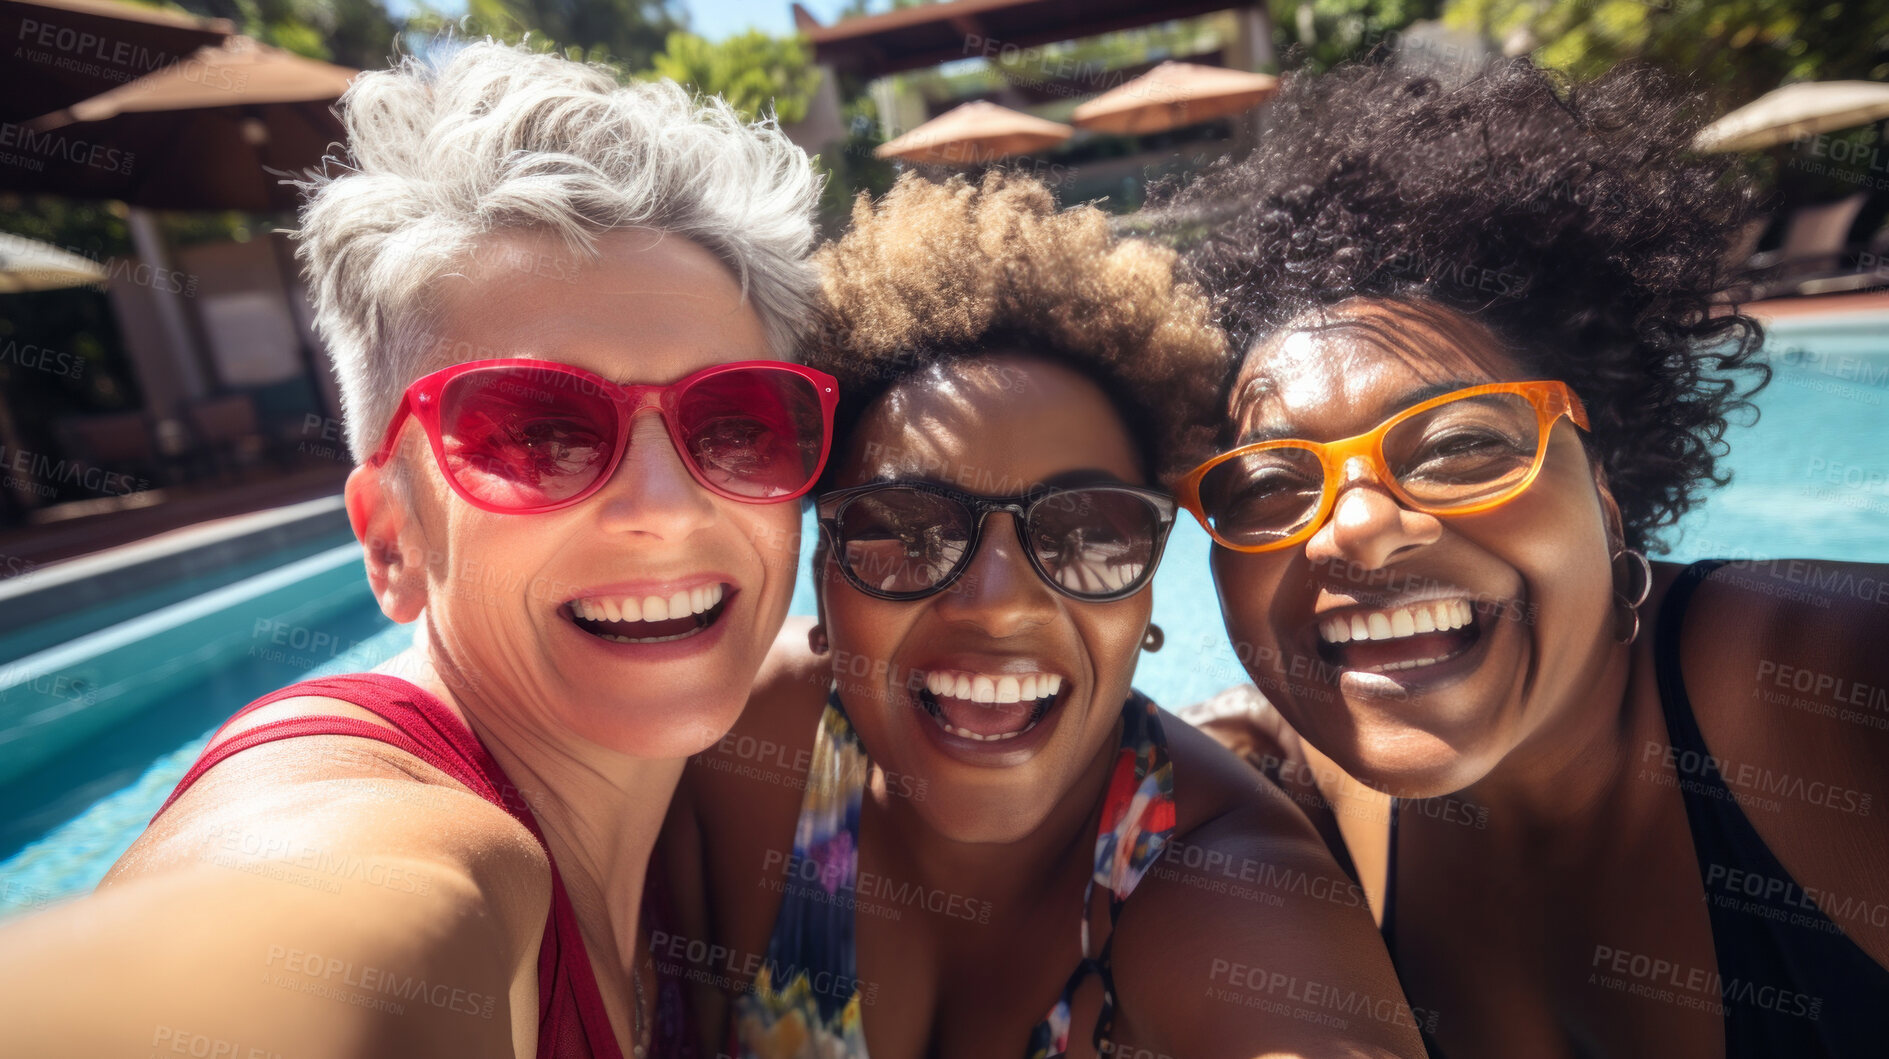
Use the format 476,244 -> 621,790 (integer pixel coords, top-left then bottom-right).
3,311 -> 1885,914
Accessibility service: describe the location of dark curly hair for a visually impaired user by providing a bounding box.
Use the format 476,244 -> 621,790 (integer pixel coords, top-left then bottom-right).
804,170 -> 1228,483
1171,58 -> 1769,550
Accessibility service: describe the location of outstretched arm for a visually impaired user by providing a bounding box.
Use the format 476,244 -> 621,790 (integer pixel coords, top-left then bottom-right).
0,737 -> 547,1059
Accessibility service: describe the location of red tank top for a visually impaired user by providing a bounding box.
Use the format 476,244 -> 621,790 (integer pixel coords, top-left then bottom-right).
152,673 -> 694,1059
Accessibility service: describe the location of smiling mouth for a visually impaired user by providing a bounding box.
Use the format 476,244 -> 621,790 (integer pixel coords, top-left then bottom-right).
916,669 -> 1065,742
566,584 -> 729,644
1316,597 -> 1482,674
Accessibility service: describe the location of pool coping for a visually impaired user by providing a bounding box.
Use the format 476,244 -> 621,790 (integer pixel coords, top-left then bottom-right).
0,495 -> 352,640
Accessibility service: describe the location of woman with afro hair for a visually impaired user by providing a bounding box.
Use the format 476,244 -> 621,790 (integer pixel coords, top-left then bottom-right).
1170,58 -> 1889,1058
658,171 -> 1425,1059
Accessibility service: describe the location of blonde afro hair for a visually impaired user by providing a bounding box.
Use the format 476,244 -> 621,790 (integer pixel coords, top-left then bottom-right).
806,170 -> 1228,481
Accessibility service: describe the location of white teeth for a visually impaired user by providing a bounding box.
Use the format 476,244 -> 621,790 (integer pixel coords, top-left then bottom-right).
1369,656 -> 1445,672
572,584 -> 723,628
917,668 -> 1060,741
921,669 -> 1063,703
1318,599 -> 1481,645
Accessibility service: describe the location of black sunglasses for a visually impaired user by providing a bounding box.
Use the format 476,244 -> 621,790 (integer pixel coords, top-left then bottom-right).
816,481 -> 1176,603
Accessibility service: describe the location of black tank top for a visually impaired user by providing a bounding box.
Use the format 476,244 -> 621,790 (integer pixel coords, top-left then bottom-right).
1653,559 -> 1889,1056
1384,559 -> 1889,1056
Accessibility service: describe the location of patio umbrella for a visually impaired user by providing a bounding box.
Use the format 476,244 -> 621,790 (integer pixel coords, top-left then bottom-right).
1071,61 -> 1277,136
0,232 -> 107,292
875,100 -> 1073,166
1695,81 -> 1889,153
0,0 -> 231,125
17,35 -> 355,211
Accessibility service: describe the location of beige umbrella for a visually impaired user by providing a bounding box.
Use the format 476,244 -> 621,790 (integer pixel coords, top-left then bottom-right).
49,34 -> 356,121
1695,81 -> 1889,153
0,232 -> 107,293
1072,60 -> 1278,136
0,0 -> 232,125
875,100 -> 1073,166
21,36 -> 356,211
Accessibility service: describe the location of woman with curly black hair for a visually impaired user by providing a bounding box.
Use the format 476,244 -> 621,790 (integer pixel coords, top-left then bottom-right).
1168,59 -> 1889,1058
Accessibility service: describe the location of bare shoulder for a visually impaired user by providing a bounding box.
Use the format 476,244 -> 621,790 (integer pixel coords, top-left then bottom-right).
1162,703 -> 1325,840
111,698 -> 551,939
1677,558 -> 1889,963
1679,558 -> 1889,783
680,616 -> 829,809
660,620 -> 828,1033
1168,690 -> 1367,884
1111,714 -> 1424,1057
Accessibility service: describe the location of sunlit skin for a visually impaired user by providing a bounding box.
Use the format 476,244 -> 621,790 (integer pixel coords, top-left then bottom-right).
664,352 -> 1424,1058
819,355 -> 1150,844
1209,298 -> 1620,802
1200,297 -> 1889,1059
0,229 -> 806,1059
376,227 -> 802,764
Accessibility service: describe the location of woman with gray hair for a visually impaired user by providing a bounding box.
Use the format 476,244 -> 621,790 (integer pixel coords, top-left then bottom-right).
0,42 -> 832,1059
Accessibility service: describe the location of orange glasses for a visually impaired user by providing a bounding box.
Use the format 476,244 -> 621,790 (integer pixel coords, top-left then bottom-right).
1176,380 -> 1589,553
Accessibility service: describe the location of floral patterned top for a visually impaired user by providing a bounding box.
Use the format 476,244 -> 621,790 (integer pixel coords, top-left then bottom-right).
732,687 -> 1176,1059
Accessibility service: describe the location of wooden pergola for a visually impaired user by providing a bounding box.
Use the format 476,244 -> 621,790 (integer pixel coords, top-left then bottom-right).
793,0 -> 1267,80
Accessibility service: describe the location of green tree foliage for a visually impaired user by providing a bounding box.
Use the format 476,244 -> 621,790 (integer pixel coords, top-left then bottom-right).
816,95 -> 897,234
159,0 -> 399,69
454,0 -> 684,72
1444,0 -> 1889,108
650,30 -> 823,123
1271,0 -> 1447,71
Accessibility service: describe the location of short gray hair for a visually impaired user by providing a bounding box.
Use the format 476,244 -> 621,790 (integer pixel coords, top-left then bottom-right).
297,42 -> 822,460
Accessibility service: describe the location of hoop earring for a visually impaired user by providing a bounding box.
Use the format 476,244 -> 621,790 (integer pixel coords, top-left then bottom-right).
1611,548 -> 1652,645
1141,624 -> 1165,653
808,624 -> 830,656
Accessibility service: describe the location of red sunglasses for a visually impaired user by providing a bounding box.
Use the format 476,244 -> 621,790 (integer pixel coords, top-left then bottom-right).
369,358 -> 839,513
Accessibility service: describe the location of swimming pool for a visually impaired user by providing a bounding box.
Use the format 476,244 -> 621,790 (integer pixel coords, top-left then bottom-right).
3,310 -> 1885,914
